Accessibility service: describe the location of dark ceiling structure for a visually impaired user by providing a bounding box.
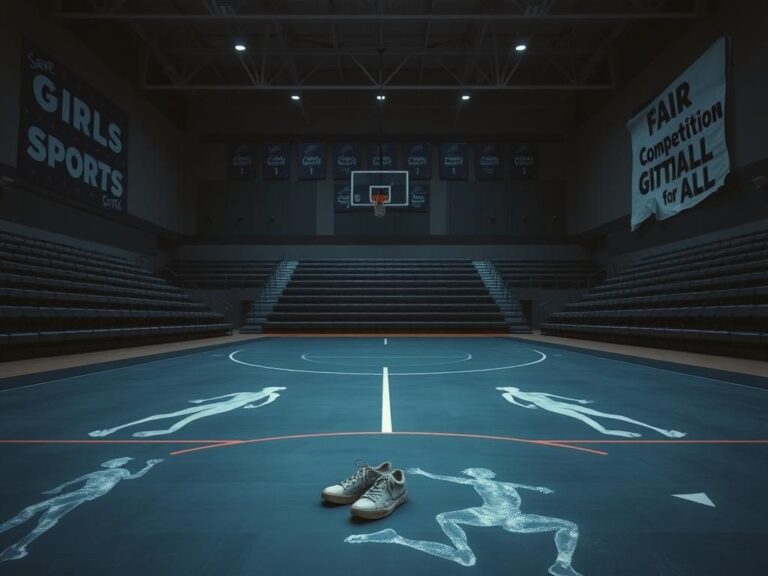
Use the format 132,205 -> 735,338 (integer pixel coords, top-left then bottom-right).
54,0 -> 710,97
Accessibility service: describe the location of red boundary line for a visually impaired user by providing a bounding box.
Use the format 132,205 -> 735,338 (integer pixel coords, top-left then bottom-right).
165,432 -> 611,457
3,435 -> 768,458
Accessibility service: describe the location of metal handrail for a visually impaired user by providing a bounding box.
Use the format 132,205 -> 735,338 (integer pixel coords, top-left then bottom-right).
253,259 -> 291,315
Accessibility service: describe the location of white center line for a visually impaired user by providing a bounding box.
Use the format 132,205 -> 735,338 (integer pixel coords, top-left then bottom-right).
381,366 -> 392,433
384,338 -> 388,346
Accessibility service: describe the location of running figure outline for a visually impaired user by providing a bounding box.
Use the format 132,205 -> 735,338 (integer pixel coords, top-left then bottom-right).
0,457 -> 163,562
346,467 -> 582,576
89,387 -> 285,437
497,386 -> 686,438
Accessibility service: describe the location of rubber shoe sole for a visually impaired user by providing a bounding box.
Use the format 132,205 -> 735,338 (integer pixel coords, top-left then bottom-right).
350,492 -> 407,519
321,491 -> 361,504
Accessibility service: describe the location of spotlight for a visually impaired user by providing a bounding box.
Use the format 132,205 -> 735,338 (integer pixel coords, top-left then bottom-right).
461,94 -> 471,101
515,43 -> 527,52
376,94 -> 386,101
290,94 -> 301,101
234,42 -> 247,52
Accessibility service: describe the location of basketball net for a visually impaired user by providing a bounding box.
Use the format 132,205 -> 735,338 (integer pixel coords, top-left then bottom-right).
372,194 -> 388,218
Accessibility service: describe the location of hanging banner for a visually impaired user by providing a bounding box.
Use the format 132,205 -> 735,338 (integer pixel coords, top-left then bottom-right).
263,143 -> 290,180
334,182 -> 357,212
510,143 -> 537,180
439,143 -> 467,180
405,143 -> 432,180
17,39 -> 129,212
409,182 -> 430,212
627,37 -> 729,231
298,142 -> 326,180
229,143 -> 256,180
334,142 -> 361,180
368,143 -> 398,170
476,143 -> 503,180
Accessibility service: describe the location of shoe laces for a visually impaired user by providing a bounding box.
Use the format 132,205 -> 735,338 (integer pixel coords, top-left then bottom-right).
364,474 -> 394,500
340,460 -> 374,488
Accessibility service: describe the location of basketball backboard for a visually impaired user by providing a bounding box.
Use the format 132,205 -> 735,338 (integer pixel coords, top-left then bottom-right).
350,171 -> 410,207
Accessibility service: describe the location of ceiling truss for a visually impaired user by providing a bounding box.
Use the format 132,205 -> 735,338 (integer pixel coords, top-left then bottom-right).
55,0 -> 705,93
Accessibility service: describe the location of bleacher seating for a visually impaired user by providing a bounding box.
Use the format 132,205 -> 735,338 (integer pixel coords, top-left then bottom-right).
542,230 -> 768,359
492,259 -> 602,289
0,231 -> 231,360
166,259 -> 281,288
262,259 -> 512,333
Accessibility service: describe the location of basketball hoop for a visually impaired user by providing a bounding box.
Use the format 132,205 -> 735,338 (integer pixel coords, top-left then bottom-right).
372,193 -> 388,218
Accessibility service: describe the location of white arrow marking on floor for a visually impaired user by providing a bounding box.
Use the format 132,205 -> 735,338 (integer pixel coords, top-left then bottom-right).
382,366 -> 392,433
672,493 -> 715,507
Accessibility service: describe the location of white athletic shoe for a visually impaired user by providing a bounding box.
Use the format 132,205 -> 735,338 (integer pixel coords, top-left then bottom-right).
322,462 -> 392,504
350,469 -> 407,519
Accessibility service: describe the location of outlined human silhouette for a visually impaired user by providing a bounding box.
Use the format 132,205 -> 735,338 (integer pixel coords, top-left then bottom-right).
346,467 -> 582,576
497,386 -> 686,438
89,387 -> 285,437
0,457 -> 163,562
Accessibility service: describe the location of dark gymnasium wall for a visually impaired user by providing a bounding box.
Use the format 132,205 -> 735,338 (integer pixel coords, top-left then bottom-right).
568,1 -> 768,261
0,1 -> 764,263
0,2 -> 192,263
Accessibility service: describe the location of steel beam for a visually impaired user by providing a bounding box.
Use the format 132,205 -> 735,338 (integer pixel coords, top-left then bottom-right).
55,12 -> 700,23
142,83 -> 615,91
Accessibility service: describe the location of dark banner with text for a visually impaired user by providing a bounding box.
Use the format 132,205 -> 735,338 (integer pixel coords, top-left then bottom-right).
334,143 -> 361,180
476,143 -> 503,180
510,143 -> 536,180
298,142 -> 326,180
439,143 -> 467,180
368,143 -> 398,170
405,143 -> 432,180
17,39 -> 129,212
263,143 -> 290,180
229,143 -> 256,180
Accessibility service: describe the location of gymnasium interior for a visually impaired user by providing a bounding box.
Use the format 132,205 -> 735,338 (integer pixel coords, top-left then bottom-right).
0,1 -> 766,574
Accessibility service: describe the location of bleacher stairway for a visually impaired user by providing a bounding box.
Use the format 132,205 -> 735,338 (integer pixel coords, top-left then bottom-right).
261,259 -> 512,333
473,261 -> 531,333
241,261 -> 298,333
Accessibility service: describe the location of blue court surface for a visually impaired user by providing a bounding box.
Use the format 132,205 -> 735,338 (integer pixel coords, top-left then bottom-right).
1,337 -> 766,575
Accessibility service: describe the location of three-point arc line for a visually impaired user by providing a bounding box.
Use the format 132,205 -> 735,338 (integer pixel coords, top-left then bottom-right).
2,435 -> 768,458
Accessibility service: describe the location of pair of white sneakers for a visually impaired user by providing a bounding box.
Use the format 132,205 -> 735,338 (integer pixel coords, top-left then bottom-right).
321,462 -> 407,519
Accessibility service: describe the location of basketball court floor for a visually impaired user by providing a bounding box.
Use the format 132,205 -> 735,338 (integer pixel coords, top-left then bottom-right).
1,336 -> 766,575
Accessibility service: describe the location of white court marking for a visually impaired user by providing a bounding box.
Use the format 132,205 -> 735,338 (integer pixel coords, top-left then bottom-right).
0,457 -> 163,562
345,467 -> 582,574
672,493 -> 715,507
497,386 -> 686,438
300,353 -> 472,367
382,367 -> 392,433
229,349 -> 547,376
88,388 -> 285,438
384,338 -> 388,346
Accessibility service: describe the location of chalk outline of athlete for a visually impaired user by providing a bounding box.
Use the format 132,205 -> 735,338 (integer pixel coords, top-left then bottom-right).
346,467 -> 582,576
0,457 -> 163,562
89,387 -> 285,437
497,386 -> 686,438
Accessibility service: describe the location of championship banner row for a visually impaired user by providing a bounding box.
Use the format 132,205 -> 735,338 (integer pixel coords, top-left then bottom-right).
229,142 -> 537,181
